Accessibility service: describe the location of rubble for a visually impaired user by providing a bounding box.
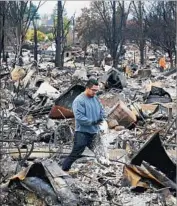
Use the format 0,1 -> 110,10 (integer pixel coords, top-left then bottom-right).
137,69 -> 152,79
72,66 -> 88,81
0,51 -> 176,206
11,66 -> 26,81
107,100 -> 137,128
100,68 -> 127,90
33,82 -> 61,99
49,84 -> 85,119
144,86 -> 172,104
131,132 -> 176,182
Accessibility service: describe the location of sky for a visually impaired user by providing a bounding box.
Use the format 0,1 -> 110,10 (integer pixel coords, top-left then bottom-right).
36,1 -> 90,18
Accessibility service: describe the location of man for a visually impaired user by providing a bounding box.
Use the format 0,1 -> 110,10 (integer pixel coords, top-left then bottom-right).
62,78 -> 107,171
159,56 -> 166,72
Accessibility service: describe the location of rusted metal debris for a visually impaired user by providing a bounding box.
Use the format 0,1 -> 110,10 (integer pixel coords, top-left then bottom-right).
49,84 -> 85,119
123,164 -> 163,191
131,132 -> 176,182
49,105 -> 74,119
28,84 -> 85,119
123,132 -> 176,192
142,161 -> 176,190
3,161 -> 78,206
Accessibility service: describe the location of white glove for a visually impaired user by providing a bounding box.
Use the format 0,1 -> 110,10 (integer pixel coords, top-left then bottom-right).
98,157 -> 110,166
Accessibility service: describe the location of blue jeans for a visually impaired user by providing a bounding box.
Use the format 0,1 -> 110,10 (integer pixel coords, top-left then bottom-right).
62,131 -> 96,171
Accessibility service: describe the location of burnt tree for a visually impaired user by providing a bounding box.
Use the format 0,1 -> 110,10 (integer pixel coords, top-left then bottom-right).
146,1 -> 175,67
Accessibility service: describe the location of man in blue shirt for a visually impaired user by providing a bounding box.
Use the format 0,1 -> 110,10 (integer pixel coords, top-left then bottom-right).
62,79 -> 106,171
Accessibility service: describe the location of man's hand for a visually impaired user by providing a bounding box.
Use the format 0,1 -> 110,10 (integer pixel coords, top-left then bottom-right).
92,119 -> 103,125
98,157 -> 110,166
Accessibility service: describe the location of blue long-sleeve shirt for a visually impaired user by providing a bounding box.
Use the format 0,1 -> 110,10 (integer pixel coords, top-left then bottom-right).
72,92 -> 105,134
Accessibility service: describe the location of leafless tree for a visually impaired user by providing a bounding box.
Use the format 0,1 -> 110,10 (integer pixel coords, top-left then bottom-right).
75,7 -> 101,65
7,1 -> 41,65
131,1 -> 146,65
0,1 -> 7,64
91,1 -> 132,67
54,1 -> 73,68
55,1 -> 63,68
145,1 -> 175,67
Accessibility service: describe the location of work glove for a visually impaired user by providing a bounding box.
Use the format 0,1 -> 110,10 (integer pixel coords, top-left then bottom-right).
98,157 -> 110,166
92,119 -> 103,125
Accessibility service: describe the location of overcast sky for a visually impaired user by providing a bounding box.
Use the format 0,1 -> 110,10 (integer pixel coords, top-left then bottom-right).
36,1 -> 90,18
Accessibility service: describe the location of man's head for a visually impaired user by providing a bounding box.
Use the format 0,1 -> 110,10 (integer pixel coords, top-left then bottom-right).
85,78 -> 99,97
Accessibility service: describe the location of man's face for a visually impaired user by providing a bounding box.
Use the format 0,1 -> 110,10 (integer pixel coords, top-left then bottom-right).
86,85 -> 99,97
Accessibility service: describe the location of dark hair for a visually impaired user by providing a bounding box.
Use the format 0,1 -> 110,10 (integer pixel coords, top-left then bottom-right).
85,78 -> 98,88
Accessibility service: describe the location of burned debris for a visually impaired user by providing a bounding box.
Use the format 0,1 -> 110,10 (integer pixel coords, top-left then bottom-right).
49,84 -> 85,119
100,68 -> 127,90
0,42 -> 177,206
144,86 -> 172,104
123,132 -> 176,192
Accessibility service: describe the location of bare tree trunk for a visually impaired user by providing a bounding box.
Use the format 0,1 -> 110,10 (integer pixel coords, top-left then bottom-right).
132,1 -> 145,65
2,24 -> 5,62
138,1 -> 145,65
33,20 -> 38,64
175,1 -> 177,67
55,1 -> 63,68
140,42 -> 144,65
61,5 -> 65,68
0,11 -> 2,65
83,43 -> 88,66
112,1 -> 117,68
0,2 -> 5,65
15,23 -> 22,62
168,51 -> 173,68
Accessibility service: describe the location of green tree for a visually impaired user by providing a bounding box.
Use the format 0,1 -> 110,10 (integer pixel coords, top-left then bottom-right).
26,29 -> 46,42
47,33 -> 54,41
